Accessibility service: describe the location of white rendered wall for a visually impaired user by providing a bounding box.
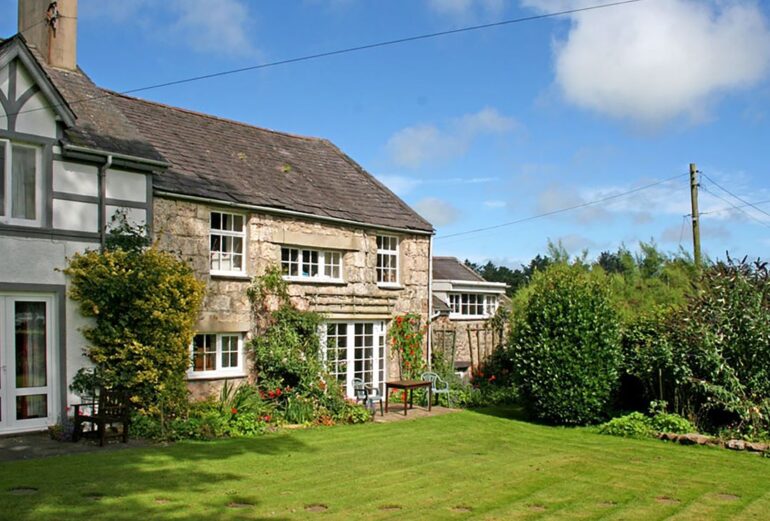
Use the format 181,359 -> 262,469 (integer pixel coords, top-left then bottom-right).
106,168 -> 147,203
53,161 -> 99,196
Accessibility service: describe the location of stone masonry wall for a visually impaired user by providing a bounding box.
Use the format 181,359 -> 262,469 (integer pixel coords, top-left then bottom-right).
154,197 -> 431,397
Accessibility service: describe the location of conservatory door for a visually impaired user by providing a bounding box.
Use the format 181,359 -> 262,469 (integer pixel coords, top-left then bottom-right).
324,321 -> 386,398
0,295 -> 55,433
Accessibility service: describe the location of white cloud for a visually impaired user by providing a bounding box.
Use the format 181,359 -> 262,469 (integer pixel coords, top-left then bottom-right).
414,197 -> 461,226
375,174 -> 499,196
81,0 -> 258,57
387,107 -> 518,168
522,0 -> 770,126
426,0 -> 505,21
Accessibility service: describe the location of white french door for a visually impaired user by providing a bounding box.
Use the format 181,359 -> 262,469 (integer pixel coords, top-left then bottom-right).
0,295 -> 55,433
323,321 -> 386,397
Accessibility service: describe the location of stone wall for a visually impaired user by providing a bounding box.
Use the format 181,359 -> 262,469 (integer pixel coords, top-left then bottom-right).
153,197 -> 431,395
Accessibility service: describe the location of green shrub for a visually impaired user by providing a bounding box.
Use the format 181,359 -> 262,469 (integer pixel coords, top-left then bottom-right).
598,412 -> 654,438
509,263 -> 622,425
650,412 -> 694,434
620,258 -> 770,436
64,246 -> 205,413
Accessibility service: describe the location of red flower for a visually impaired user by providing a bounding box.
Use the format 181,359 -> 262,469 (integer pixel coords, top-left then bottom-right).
275,388 -> 282,396
263,415 -> 271,422
488,375 -> 496,382
267,390 -> 275,399
231,407 -> 238,415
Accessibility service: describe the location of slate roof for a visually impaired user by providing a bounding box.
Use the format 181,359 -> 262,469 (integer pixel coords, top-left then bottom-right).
10,36 -> 433,233
432,256 -> 486,282
107,92 -> 434,232
432,295 -> 451,314
16,38 -> 165,162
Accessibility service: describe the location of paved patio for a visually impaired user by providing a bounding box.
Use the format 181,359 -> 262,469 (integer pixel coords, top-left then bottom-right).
372,405 -> 460,423
0,407 -> 460,462
0,431 -> 149,463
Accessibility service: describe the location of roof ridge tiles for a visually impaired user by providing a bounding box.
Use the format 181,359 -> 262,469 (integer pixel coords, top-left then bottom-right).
100,88 -> 326,144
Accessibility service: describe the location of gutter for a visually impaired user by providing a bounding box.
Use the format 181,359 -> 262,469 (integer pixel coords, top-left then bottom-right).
427,235 -> 433,371
435,279 -> 509,289
154,190 -> 436,237
63,144 -> 170,169
98,154 -> 113,249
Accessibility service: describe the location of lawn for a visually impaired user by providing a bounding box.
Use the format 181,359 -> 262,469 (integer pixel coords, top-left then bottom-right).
1,407 -> 768,520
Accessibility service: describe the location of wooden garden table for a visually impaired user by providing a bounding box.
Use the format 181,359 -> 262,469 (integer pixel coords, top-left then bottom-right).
385,379 -> 432,416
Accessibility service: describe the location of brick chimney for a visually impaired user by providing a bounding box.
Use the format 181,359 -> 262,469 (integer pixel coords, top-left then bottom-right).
18,0 -> 77,70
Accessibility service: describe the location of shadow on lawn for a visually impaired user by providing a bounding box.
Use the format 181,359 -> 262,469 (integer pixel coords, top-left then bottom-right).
0,433 -> 310,521
466,404 -> 530,421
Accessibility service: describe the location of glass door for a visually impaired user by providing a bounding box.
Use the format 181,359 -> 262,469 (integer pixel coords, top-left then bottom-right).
0,298 -> 6,431
0,295 -> 54,433
323,321 -> 386,398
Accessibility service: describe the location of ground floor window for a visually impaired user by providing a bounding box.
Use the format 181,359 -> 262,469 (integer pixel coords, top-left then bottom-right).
323,321 -> 386,397
189,333 -> 245,378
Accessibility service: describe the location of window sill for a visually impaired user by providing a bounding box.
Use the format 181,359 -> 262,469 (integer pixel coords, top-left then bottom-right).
377,283 -> 403,290
283,276 -> 346,286
187,371 -> 247,381
448,315 -> 492,321
210,272 -> 251,281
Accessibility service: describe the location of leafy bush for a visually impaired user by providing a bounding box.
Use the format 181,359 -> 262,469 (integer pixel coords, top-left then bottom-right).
598,412 -> 654,438
509,263 -> 622,425
247,269 -> 371,426
64,244 -> 205,414
621,258 -> 770,436
598,406 -> 694,439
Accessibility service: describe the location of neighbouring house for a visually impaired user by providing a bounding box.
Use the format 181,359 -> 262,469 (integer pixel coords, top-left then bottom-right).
431,257 -> 507,376
0,0 -> 433,435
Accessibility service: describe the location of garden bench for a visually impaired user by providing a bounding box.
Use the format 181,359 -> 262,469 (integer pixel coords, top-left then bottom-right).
72,389 -> 131,446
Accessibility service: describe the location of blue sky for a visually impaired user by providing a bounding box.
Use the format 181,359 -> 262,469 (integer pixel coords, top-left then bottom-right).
3,0 -> 769,267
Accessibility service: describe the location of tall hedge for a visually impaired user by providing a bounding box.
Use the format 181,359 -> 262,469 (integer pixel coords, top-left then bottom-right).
64,247 -> 205,412
510,264 -> 621,424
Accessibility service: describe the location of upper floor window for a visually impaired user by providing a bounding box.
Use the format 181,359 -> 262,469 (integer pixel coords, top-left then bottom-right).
0,140 -> 40,226
189,332 -> 245,378
449,293 -> 498,318
281,247 -> 343,282
210,211 -> 245,275
376,235 -> 399,286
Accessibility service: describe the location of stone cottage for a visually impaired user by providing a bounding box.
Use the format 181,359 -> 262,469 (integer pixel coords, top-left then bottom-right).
431,257 -> 507,376
0,0 -> 432,435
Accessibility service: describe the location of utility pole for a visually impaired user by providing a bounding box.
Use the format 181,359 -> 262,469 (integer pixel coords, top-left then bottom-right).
689,163 -> 701,268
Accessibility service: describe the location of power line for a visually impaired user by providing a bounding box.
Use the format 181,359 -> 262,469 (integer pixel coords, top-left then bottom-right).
700,185 -> 770,229
700,198 -> 770,217
7,0 -> 646,119
701,173 -> 770,221
436,172 -> 688,240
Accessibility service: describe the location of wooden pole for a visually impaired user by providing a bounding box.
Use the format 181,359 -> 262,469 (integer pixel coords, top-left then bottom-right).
690,163 -> 701,268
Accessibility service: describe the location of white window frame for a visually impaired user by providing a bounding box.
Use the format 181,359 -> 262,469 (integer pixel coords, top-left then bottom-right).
209,211 -> 247,276
281,247 -> 343,283
321,321 -> 387,398
448,293 -> 498,319
188,333 -> 245,379
376,235 -> 400,287
0,140 -> 43,227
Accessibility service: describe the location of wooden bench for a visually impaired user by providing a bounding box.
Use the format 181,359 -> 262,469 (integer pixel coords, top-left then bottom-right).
72,389 -> 131,446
